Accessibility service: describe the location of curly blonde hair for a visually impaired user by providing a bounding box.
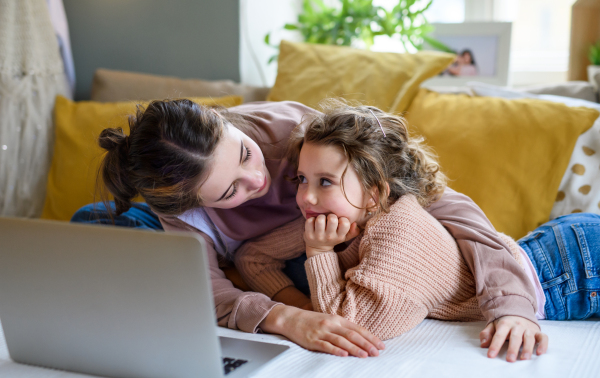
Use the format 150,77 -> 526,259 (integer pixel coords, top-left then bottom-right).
287,99 -> 447,213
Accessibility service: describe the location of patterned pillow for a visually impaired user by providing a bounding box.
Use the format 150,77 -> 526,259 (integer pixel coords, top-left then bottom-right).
468,82 -> 600,219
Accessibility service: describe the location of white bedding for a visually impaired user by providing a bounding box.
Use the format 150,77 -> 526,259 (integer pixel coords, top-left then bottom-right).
1,319 -> 598,377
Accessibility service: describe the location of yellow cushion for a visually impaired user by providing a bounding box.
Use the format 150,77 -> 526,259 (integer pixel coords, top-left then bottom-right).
267,40 -> 455,113
41,95 -> 243,221
405,89 -> 599,239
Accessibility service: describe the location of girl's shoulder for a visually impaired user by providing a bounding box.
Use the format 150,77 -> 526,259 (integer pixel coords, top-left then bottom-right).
366,194 -> 447,239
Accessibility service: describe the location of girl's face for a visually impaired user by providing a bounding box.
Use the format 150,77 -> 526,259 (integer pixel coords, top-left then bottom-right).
198,124 -> 271,209
296,142 -> 374,225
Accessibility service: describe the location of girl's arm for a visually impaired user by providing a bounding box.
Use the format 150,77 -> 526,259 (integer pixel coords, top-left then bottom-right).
160,215 -> 384,357
302,201 -> 457,341
305,250 -> 428,341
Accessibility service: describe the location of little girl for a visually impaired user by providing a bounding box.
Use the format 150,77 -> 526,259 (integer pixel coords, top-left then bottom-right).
235,101 -> 599,361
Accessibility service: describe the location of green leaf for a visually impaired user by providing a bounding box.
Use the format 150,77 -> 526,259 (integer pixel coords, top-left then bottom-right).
284,23 -> 299,31
422,35 -> 455,53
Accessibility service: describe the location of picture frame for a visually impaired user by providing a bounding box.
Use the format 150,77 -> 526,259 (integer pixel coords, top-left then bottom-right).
423,22 -> 512,86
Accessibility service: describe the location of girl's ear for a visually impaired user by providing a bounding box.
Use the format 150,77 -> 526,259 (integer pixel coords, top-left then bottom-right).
367,183 -> 390,212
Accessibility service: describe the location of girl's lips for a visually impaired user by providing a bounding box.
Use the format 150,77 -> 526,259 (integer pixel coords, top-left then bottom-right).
305,210 -> 326,219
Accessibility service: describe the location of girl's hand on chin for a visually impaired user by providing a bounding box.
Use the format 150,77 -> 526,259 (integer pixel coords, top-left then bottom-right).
304,214 -> 359,258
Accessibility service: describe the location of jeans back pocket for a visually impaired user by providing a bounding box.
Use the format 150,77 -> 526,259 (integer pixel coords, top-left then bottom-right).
571,224 -> 600,279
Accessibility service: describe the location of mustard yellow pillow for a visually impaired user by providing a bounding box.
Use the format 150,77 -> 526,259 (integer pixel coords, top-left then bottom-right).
267,40 -> 455,113
405,89 -> 599,239
41,95 -> 243,221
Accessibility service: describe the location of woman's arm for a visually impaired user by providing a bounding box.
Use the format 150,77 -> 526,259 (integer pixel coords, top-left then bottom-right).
426,188 -> 539,326
234,217 -> 308,304
161,215 -> 384,357
160,216 -> 279,332
426,188 -> 547,362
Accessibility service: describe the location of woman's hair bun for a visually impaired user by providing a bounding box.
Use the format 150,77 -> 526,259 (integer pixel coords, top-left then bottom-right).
99,127 -> 128,152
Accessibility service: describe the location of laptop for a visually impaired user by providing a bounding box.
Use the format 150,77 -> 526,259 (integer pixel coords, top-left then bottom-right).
0,217 -> 289,378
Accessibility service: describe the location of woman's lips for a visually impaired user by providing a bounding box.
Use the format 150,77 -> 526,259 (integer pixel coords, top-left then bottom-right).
258,175 -> 268,192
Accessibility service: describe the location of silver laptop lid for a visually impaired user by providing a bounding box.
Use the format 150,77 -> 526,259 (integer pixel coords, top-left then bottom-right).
0,217 -> 223,378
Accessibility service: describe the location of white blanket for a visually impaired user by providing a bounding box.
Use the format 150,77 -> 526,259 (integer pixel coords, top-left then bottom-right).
0,319 -> 598,377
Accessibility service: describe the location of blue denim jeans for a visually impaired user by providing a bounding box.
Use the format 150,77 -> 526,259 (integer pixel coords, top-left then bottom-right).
70,202 -> 164,230
518,213 -> 600,320
71,202 -> 311,295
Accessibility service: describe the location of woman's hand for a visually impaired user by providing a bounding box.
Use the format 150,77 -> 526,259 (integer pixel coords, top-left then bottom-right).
480,316 -> 548,362
304,214 -> 359,258
260,304 -> 384,358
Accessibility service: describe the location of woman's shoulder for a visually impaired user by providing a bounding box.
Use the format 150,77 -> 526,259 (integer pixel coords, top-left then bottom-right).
229,101 -> 320,119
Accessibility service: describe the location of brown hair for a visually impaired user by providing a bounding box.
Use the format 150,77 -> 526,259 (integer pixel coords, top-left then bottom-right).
287,99 -> 447,214
98,98 -> 252,216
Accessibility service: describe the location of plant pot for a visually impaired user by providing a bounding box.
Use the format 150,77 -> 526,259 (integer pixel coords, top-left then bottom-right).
588,65 -> 600,91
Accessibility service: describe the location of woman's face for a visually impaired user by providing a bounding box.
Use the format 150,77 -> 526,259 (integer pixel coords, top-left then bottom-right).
198,124 -> 271,209
296,142 -> 374,225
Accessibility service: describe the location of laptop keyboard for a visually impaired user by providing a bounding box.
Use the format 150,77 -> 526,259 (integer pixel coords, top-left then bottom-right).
222,357 -> 248,375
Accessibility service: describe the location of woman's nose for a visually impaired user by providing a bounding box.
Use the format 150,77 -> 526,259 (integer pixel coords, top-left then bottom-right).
243,169 -> 264,190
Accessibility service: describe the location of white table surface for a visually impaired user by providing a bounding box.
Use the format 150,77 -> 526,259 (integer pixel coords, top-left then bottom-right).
1,318 -> 599,378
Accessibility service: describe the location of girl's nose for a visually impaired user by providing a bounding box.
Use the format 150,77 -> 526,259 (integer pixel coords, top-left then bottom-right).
302,187 -> 317,205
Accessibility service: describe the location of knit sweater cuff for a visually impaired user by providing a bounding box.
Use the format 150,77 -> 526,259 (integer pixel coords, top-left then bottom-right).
305,252 -> 343,286
481,294 -> 540,329
232,293 -> 282,334
304,252 -> 345,313
336,240 -> 360,272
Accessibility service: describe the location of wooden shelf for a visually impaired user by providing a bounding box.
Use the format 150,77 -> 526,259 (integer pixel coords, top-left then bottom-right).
568,0 -> 600,80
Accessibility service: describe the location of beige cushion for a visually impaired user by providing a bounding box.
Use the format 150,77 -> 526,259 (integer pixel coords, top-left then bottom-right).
90,68 -> 270,103
518,81 -> 597,103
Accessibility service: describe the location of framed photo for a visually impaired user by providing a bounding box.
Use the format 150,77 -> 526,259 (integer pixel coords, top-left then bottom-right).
423,22 -> 512,86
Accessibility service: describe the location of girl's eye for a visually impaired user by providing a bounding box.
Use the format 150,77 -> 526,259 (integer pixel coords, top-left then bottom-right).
320,178 -> 332,187
243,146 -> 252,163
298,175 -> 307,184
225,183 -> 238,200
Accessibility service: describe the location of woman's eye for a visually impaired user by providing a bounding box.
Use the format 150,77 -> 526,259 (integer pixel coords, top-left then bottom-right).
243,146 -> 252,163
298,175 -> 307,184
225,183 -> 238,200
320,178 -> 332,187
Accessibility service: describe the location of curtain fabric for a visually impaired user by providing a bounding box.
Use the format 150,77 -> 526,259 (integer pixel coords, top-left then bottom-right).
0,0 -> 70,217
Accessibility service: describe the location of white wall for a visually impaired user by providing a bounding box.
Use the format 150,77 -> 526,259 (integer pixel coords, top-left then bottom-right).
239,0 -> 302,87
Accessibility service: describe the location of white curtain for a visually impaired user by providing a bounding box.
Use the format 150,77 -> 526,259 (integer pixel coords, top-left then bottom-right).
0,0 -> 70,217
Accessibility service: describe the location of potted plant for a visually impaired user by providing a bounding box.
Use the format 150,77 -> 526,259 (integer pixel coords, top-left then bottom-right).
265,0 -> 452,64
589,40 -> 600,91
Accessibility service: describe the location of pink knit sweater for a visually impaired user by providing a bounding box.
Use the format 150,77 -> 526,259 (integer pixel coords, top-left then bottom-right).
235,194 -> 529,340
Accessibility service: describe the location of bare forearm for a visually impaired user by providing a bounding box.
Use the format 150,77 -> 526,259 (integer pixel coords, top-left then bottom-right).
271,286 -> 312,309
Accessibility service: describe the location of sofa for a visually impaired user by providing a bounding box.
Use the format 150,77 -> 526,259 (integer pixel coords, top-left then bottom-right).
5,40 -> 600,377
